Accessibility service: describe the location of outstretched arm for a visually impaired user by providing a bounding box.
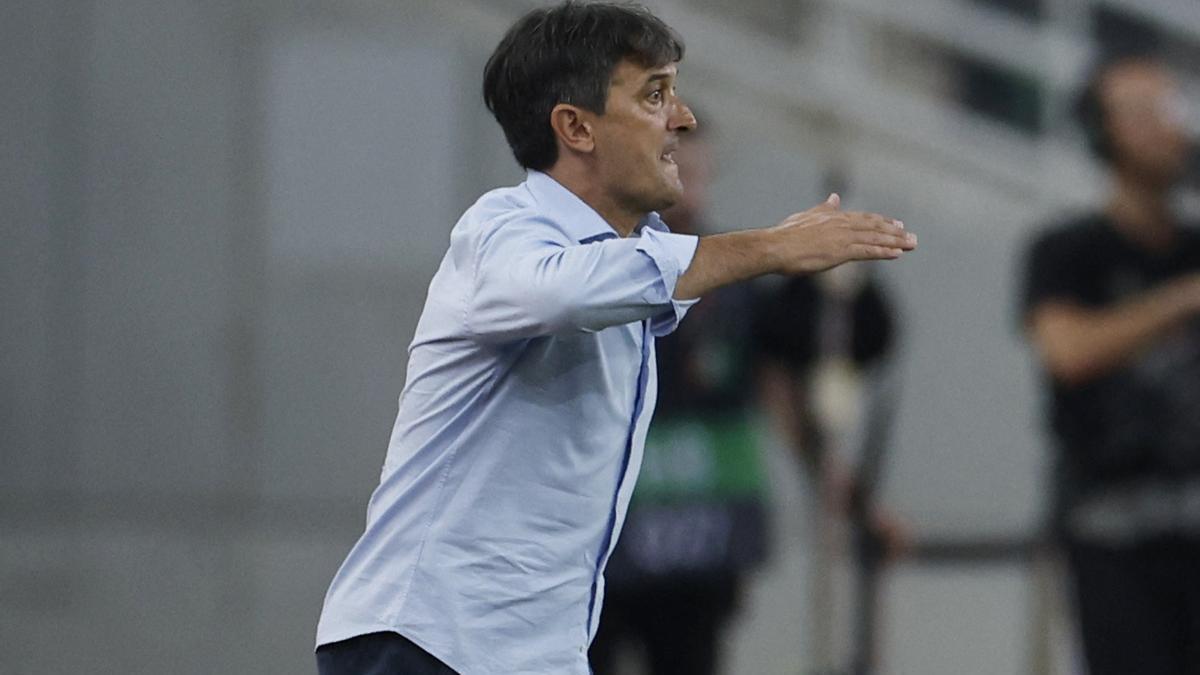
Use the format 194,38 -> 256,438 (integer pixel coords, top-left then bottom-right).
674,194 -> 915,300
466,194 -> 913,342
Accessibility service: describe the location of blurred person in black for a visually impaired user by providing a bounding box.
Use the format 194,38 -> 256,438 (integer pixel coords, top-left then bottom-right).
753,197 -> 906,675
1020,57 -> 1200,675
590,128 -> 904,675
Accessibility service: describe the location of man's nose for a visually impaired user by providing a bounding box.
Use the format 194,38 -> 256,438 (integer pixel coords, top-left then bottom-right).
671,101 -> 698,132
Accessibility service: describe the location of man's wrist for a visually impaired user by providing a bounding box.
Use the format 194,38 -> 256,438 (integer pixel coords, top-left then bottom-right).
744,227 -> 781,275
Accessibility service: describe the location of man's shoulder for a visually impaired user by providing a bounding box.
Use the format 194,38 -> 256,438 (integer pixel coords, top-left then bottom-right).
463,182 -> 538,226
454,181 -> 565,244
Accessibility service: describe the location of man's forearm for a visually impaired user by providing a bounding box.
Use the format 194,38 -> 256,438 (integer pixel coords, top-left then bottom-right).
1030,277 -> 1200,384
673,229 -> 777,300
672,194 -> 915,301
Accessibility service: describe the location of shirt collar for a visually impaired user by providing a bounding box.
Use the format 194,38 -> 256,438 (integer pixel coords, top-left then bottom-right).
525,170 -> 667,243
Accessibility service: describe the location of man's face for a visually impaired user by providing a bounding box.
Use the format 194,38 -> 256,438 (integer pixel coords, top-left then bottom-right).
659,137 -> 714,234
1102,61 -> 1191,183
591,59 -> 696,214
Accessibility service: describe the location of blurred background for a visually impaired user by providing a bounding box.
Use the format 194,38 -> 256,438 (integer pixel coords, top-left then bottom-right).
3,0 -> 1200,673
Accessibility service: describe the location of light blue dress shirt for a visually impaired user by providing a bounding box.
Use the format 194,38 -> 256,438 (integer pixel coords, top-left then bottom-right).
316,171 -> 700,674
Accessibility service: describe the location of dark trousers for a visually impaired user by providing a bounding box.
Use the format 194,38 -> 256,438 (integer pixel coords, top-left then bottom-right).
316,631 -> 458,675
589,576 -> 739,675
1067,536 -> 1200,675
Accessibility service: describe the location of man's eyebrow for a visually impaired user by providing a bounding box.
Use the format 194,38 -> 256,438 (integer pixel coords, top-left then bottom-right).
643,71 -> 674,86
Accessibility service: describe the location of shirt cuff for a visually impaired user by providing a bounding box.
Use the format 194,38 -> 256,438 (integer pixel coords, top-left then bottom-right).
635,228 -> 700,336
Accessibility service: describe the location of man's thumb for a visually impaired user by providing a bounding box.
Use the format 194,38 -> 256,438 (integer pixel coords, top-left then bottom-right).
825,193 -> 841,209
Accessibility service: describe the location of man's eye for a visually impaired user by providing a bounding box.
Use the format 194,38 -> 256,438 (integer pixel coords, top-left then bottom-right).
648,90 -> 663,103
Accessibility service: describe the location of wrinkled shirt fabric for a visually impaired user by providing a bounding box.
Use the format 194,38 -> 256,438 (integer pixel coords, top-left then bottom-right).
316,170 -> 699,674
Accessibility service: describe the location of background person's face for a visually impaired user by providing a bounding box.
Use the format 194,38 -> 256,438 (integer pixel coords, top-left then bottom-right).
1102,62 -> 1191,184
591,59 -> 696,215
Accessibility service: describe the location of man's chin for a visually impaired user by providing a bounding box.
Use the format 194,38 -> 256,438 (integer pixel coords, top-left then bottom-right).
619,179 -> 683,215
1128,152 -> 1189,186
658,179 -> 685,209
649,190 -> 681,215
1152,163 -> 1189,188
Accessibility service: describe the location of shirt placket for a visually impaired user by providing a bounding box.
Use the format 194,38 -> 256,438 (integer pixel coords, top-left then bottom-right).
584,318 -> 652,646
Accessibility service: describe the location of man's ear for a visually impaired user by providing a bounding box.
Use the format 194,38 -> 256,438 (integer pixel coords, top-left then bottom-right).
549,104 -> 595,155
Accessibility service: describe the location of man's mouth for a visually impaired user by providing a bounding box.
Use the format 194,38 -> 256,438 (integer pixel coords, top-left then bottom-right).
661,151 -> 676,165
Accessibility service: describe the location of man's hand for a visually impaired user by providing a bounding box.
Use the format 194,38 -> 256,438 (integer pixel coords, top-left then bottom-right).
765,194 -> 916,275
824,463 -> 912,561
673,194 -> 916,300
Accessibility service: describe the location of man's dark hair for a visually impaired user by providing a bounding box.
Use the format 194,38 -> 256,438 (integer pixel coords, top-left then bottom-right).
483,1 -> 684,171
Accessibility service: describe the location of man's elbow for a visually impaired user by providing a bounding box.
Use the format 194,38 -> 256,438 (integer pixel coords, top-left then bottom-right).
1039,347 -> 1105,387
1028,309 -> 1107,386
467,282 -> 581,341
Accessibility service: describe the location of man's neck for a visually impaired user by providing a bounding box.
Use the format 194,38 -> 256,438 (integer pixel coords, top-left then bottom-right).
1107,169 -> 1175,251
545,165 -> 641,238
658,207 -> 698,235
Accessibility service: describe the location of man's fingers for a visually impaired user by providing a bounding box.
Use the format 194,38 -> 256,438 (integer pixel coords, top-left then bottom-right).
843,214 -> 916,249
807,193 -> 841,214
850,244 -> 905,260
887,231 -> 917,250
851,228 -> 916,251
845,211 -> 905,232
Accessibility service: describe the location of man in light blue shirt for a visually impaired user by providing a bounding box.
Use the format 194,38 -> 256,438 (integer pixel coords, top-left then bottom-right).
316,3 -> 916,674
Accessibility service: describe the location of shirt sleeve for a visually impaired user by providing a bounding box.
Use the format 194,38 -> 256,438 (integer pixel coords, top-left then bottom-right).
464,215 -> 699,342
638,227 -> 700,337
1019,227 -> 1092,326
